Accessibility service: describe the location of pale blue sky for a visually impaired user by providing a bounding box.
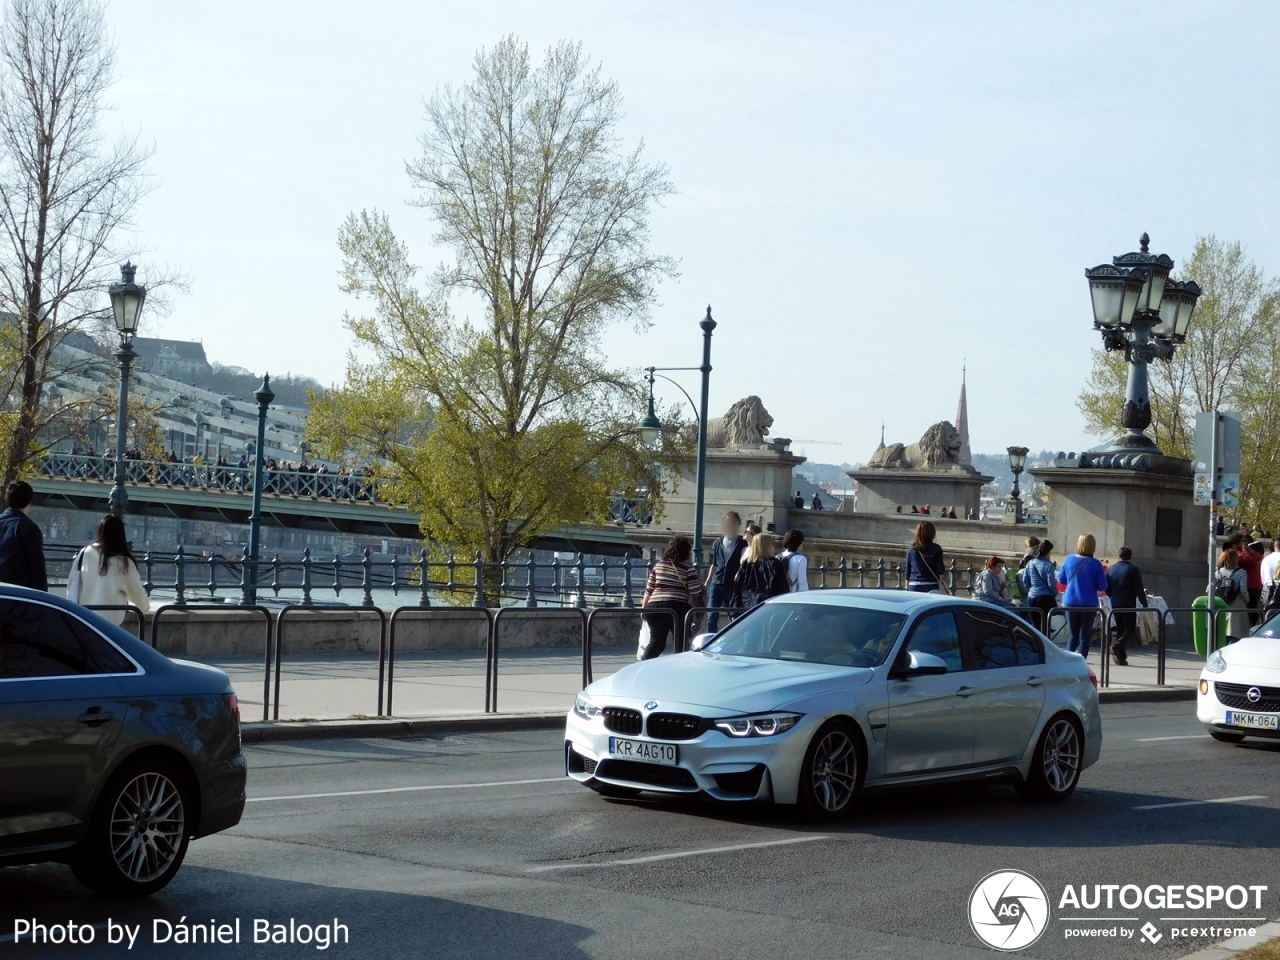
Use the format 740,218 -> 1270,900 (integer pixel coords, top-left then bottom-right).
106,1 -> 1280,464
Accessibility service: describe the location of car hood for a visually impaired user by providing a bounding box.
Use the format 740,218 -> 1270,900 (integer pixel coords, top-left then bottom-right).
587,652 -> 873,714
1220,635 -> 1280,670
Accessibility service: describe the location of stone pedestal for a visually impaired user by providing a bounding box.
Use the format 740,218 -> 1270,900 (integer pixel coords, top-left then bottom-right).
847,467 -> 993,518
1033,456 -> 1209,632
658,443 -> 806,539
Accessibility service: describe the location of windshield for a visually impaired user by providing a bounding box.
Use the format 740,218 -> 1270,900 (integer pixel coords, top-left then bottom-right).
707,602 -> 906,668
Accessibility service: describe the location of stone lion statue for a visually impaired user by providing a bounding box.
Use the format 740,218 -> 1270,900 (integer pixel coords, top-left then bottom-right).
706,396 -> 773,448
868,421 -> 963,469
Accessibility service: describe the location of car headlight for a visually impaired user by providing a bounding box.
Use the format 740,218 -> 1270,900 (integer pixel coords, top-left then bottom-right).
1206,650 -> 1228,674
714,713 -> 802,738
574,694 -> 600,720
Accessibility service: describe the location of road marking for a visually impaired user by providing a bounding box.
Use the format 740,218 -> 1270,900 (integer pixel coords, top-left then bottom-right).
1135,734 -> 1209,742
1131,795 -> 1265,811
248,777 -> 567,803
526,835 -> 829,873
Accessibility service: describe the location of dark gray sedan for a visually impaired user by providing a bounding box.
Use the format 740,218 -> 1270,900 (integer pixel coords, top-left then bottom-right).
0,585 -> 246,896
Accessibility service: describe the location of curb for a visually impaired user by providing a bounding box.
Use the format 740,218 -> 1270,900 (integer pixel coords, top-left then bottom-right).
1098,686 -> 1196,704
1177,920 -> 1280,960
241,712 -> 565,743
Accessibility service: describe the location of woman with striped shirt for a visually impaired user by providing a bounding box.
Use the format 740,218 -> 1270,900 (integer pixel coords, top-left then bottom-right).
641,535 -> 706,659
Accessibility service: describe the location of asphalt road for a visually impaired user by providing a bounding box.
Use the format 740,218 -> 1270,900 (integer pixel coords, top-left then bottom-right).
3,702 -> 1278,960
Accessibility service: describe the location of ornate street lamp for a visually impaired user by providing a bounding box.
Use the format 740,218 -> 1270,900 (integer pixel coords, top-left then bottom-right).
107,262 -> 146,518
636,307 -> 716,569
1004,445 -> 1029,524
244,374 -> 275,604
1085,234 -> 1201,455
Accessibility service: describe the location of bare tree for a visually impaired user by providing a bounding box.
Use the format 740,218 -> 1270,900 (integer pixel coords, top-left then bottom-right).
0,0 -> 151,486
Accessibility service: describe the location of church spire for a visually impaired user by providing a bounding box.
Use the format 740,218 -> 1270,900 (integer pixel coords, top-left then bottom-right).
955,364 -> 972,466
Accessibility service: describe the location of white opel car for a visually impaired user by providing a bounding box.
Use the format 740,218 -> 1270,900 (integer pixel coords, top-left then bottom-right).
1198,627 -> 1280,742
565,591 -> 1102,820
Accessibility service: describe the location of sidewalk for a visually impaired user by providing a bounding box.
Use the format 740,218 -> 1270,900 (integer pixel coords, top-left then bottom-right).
205,642 -> 1203,722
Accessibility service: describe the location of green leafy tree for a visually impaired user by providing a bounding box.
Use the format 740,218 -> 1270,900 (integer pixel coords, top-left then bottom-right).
1078,235 -> 1280,524
308,38 -> 687,567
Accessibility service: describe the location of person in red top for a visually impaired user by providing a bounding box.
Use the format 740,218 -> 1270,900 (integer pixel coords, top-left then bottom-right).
1235,535 -> 1265,626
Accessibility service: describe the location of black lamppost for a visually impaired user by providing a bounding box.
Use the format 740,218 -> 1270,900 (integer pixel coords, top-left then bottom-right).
1004,446 -> 1029,524
107,263 -> 146,518
1085,234 -> 1201,454
244,374 -> 274,604
637,307 -> 716,568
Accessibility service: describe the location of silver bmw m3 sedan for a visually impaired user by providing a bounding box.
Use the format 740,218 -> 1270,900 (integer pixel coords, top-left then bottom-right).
565,590 -> 1101,820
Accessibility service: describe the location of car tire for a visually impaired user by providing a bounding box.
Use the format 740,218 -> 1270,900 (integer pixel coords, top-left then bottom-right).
1210,730 -> 1246,743
797,719 -> 863,822
1016,714 -> 1083,802
588,782 -> 641,799
71,757 -> 193,898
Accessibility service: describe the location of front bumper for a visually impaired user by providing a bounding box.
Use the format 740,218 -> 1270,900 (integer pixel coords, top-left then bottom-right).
1197,677 -> 1280,740
564,708 -> 812,805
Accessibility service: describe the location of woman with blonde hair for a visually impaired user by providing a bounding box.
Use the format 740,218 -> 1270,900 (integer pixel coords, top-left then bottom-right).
1056,533 -> 1108,658
734,530 -> 789,609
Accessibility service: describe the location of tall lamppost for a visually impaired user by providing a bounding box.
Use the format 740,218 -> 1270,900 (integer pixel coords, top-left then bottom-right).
636,306 -> 716,568
1004,446 -> 1029,524
107,263 -> 146,518
1085,234 -> 1201,454
244,374 -> 274,604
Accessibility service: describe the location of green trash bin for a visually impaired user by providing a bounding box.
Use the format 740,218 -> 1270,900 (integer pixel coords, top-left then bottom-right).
1192,595 -> 1228,655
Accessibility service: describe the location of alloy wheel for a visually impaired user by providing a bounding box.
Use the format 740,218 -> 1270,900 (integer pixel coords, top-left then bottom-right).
810,729 -> 858,812
109,772 -> 185,883
1041,719 -> 1080,794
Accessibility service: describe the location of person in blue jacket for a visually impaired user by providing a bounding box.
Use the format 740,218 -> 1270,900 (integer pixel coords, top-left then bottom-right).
1057,533 -> 1108,658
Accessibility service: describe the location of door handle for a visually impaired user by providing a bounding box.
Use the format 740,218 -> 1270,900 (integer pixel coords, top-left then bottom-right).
955,686 -> 975,698
1026,675 -> 1044,687
77,710 -> 114,726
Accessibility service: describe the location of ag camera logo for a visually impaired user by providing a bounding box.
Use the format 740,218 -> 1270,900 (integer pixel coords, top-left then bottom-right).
969,869 -> 1050,951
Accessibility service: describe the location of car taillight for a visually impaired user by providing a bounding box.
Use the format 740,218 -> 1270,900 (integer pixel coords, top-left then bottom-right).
222,693 -> 240,721
1087,667 -> 1098,689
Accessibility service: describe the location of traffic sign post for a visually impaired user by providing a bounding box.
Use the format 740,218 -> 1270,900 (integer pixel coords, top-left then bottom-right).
1193,410 -> 1242,655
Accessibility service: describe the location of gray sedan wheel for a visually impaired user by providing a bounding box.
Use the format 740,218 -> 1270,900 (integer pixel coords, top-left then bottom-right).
798,720 -> 862,821
1018,715 -> 1082,802
72,759 -> 192,897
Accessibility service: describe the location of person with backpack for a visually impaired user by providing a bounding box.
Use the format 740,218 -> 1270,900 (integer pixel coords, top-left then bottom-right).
1105,546 -> 1147,666
66,515 -> 150,625
735,532 -> 789,609
1216,548 -> 1250,640
1019,539 -> 1058,632
640,535 -> 705,659
777,529 -> 809,592
1057,533 -> 1108,659
704,510 -> 746,632
905,520 -> 947,593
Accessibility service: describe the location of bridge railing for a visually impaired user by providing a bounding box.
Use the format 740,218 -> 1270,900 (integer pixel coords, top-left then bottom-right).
44,541 -> 994,609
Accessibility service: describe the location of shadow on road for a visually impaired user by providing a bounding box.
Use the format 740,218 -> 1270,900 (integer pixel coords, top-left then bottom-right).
0,864 -> 593,959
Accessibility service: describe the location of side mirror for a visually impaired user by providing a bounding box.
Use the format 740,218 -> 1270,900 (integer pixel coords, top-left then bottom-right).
898,650 -> 949,677
689,632 -> 716,652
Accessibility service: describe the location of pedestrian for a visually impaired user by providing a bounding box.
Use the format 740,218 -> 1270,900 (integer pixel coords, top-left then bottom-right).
640,535 -> 705,659
905,520 -> 947,593
973,556 -> 1017,611
811,491 -> 824,511
777,529 -> 809,592
947,506 -> 958,520
0,481 -> 47,591
1237,538 -> 1265,626
1105,546 -> 1147,666
1215,548 -> 1250,640
792,490 -> 804,509
1057,533 -> 1108,659
734,530 -> 789,609
1018,537 -> 1041,570
704,511 -> 746,632
66,515 -> 150,625
1261,539 -> 1280,610
1020,539 -> 1058,632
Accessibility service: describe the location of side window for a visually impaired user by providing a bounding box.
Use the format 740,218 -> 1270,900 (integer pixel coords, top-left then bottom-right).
0,600 -> 132,678
1012,624 -> 1045,666
903,611 -> 963,672
961,609 -> 1019,669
